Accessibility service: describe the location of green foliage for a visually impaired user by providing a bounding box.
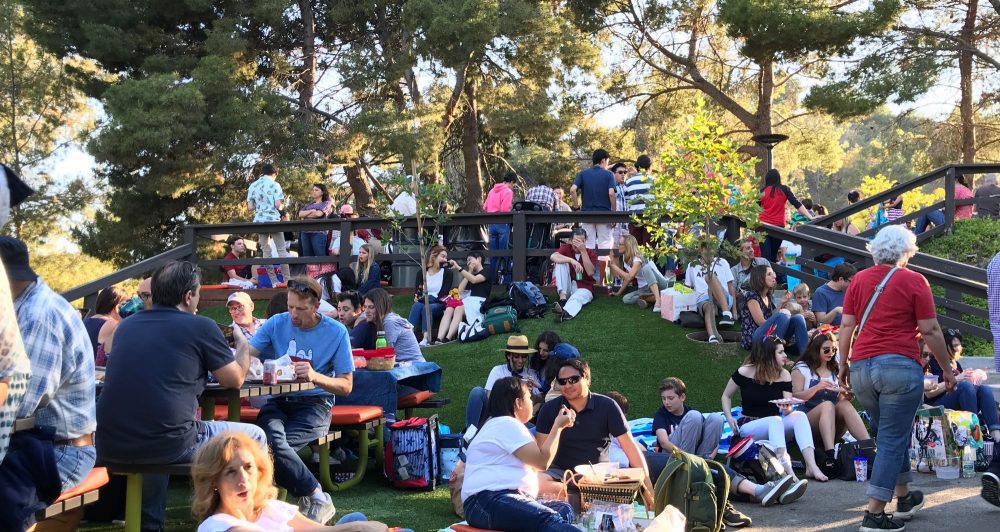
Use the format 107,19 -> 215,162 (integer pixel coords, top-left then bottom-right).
847,173 -> 944,230
717,0 -> 902,62
0,3 -> 100,246
637,101 -> 761,267
31,251 -> 116,294
920,218 -> 1000,268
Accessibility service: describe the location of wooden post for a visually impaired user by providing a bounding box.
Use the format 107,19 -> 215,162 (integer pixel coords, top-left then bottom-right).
184,226 -> 198,265
944,167 -> 956,235
512,212 -> 526,282
338,220 -> 352,271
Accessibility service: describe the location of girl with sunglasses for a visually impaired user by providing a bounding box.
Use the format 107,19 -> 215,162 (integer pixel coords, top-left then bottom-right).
722,335 -> 827,485
792,332 -> 871,475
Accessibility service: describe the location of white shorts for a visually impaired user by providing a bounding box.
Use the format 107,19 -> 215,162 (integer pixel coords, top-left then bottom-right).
581,223 -> 614,253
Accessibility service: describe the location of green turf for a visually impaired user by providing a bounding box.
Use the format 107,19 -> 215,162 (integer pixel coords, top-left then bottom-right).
85,295 -> 744,531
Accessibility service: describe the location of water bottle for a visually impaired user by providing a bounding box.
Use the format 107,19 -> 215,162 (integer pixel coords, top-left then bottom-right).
963,444 -> 976,478
375,330 -> 388,349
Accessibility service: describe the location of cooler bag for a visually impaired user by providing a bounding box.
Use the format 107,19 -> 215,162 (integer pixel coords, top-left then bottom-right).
385,415 -> 439,490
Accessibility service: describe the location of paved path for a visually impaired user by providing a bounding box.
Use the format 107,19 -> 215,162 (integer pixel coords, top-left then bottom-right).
731,474 -> 998,531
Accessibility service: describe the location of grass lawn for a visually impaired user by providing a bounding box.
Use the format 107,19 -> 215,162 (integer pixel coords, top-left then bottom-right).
82,295 -> 746,532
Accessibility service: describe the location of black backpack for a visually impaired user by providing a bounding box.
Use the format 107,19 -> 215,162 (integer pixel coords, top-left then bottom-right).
509,281 -> 548,319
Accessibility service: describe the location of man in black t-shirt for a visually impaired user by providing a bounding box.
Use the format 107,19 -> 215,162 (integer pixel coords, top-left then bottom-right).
651,377 -> 724,459
534,358 -> 654,506
96,261 -> 267,531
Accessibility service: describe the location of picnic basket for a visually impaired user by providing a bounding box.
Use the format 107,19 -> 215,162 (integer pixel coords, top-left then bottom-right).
561,469 -> 641,510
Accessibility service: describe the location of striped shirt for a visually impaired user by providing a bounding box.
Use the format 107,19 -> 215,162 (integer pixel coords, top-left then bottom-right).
15,279 -> 96,439
625,172 -> 653,214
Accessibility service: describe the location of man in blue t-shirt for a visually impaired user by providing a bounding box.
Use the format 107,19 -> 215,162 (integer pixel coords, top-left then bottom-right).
97,261 -> 267,531
571,148 -> 617,276
239,276 -> 353,525
812,263 -> 857,326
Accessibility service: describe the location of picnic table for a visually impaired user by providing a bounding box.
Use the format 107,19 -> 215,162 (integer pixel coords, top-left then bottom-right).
199,380 -> 316,421
339,361 -> 442,422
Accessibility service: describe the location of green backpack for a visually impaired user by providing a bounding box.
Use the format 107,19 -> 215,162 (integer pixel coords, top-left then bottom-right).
653,449 -> 729,532
482,305 -> 518,335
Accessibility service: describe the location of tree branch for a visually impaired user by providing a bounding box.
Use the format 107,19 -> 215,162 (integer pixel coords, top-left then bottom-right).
895,24 -> 1000,70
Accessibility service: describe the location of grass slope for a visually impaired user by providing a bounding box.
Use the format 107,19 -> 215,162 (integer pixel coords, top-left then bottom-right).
85,296 -> 745,531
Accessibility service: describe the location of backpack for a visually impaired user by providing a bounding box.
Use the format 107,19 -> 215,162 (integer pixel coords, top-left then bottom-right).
653,449 -> 729,532
482,305 -> 518,335
510,281 -> 547,318
384,416 -> 440,490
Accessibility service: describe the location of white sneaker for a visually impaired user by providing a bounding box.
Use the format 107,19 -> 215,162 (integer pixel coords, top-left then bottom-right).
720,311 -> 735,326
652,305 -> 661,313
298,492 -> 336,525
418,338 -> 430,347
708,335 -> 720,344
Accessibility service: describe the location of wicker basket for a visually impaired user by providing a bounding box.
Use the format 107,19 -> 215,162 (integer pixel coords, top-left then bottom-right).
562,470 -> 641,510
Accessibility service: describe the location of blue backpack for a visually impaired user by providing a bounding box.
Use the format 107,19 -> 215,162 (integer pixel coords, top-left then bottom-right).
510,281 -> 548,319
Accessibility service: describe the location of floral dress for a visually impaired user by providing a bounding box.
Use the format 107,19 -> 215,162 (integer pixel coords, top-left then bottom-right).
739,290 -> 774,350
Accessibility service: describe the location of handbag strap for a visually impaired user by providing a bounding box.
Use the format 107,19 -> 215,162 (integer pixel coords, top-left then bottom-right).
854,267 -> 898,339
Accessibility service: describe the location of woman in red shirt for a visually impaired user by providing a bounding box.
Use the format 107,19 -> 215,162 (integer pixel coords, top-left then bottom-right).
757,169 -> 812,262
837,225 -> 955,531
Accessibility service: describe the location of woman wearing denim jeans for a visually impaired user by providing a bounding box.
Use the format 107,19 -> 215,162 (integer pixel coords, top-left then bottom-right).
922,331 -> 1000,443
739,265 -> 810,356
838,225 -> 956,532
462,377 -> 578,531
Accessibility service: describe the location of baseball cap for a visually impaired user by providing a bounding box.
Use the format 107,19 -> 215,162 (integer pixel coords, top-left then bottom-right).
0,236 -> 37,281
226,291 -> 254,311
339,204 -> 355,215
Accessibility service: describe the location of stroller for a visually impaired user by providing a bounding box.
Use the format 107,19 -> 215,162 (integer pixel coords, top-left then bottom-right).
495,201 -> 553,286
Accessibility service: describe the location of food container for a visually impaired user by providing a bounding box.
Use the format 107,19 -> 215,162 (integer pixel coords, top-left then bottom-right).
263,360 -> 277,385
363,347 -> 396,371
352,349 -> 367,369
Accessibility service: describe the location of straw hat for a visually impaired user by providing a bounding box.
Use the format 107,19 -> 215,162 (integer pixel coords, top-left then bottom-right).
501,335 -> 537,354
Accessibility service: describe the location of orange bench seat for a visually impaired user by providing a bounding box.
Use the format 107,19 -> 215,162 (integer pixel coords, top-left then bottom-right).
397,390 -> 434,409
54,467 -> 109,503
331,405 -> 384,425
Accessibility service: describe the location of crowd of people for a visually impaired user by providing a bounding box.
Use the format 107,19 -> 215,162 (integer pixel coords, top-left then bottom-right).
2,156 -> 1000,532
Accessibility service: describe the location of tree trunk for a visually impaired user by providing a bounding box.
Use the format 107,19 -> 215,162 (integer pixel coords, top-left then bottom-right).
959,0 -> 978,163
461,79 -> 483,213
297,0 -> 316,126
752,58 -> 775,180
344,162 -> 376,216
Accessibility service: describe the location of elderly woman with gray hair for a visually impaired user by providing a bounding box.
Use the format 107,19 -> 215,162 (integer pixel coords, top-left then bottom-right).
837,225 -> 956,532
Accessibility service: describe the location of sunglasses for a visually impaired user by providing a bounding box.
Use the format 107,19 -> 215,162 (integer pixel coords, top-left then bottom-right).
556,375 -> 582,386
822,346 -> 837,354
287,279 -> 319,299
921,351 -> 933,358
508,353 -> 529,359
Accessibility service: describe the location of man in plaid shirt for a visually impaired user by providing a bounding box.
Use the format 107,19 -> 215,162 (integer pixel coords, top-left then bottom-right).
1,236 -> 96,492
525,180 -> 558,211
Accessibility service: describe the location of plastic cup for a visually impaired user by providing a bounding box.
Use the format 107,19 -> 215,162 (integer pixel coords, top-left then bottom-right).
854,456 -> 868,482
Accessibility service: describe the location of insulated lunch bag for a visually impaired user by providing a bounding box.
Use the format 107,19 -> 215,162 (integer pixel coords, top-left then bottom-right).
385,416 -> 440,490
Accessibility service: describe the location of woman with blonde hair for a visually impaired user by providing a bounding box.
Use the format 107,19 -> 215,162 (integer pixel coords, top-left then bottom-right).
609,234 -> 672,312
353,244 -> 381,297
407,245 -> 453,345
192,432 -> 388,531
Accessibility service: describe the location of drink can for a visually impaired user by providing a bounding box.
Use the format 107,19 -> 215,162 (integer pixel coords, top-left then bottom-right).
263,360 -> 277,385
854,456 -> 868,482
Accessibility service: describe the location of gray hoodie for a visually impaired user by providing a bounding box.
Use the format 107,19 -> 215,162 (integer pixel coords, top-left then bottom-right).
384,313 -> 424,364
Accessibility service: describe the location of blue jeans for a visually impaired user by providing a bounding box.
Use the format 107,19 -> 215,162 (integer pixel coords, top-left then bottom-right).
752,312 -> 810,357
54,444 -> 97,492
299,231 -> 328,257
465,386 -> 488,431
914,210 -> 945,234
142,421 -> 267,529
927,380 -> 1000,431
850,355 -> 924,502
408,301 -> 444,334
464,489 -> 577,532
489,224 -> 511,284
257,398 -> 333,497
